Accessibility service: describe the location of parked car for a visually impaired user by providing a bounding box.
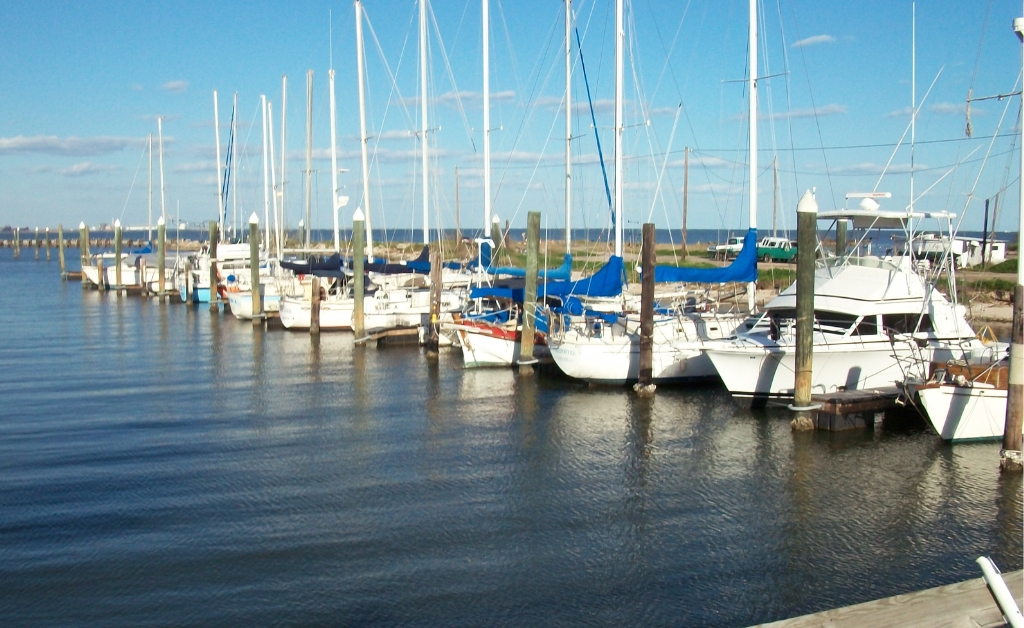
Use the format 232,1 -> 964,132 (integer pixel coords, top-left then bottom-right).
710,236 -> 745,260
757,237 -> 797,263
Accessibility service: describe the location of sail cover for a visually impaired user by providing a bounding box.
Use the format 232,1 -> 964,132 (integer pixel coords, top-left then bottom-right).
543,255 -> 625,298
488,253 -> 573,281
652,228 -> 758,283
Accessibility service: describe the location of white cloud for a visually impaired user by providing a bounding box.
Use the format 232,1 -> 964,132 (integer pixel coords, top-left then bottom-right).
886,106 -> 914,118
0,135 -> 147,156
160,80 -> 189,93
60,162 -> 120,177
930,102 -> 966,115
731,104 -> 846,121
791,34 -> 836,48
827,162 -> 921,175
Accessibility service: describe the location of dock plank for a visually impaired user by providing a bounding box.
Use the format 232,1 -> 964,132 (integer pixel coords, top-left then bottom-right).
753,570 -> 1022,628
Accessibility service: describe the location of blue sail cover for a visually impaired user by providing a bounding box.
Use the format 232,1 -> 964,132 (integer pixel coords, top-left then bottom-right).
281,252 -> 343,273
488,253 -> 572,281
543,255 -> 625,298
652,227 -> 758,283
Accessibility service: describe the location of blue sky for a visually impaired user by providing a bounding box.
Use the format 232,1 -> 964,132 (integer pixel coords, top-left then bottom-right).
1,0 -> 1021,238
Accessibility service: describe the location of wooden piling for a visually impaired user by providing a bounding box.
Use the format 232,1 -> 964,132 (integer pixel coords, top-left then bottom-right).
13,228 -> 19,258
1002,284 -> 1023,471
184,259 -> 193,302
491,216 -> 502,254
310,276 -> 321,334
518,211 -> 540,375
790,190 -> 818,430
249,214 -> 263,325
34,227 -> 39,260
425,249 -> 442,358
209,221 -> 219,312
97,257 -> 106,291
139,258 -> 148,296
113,220 -> 123,291
58,224 -> 66,276
45,228 -> 51,261
157,217 -> 166,296
634,222 -> 656,395
353,210 -> 365,338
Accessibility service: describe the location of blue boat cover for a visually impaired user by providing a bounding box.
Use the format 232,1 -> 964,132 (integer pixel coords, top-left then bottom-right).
488,253 -> 573,281
652,228 -> 758,283
281,253 -> 343,273
543,255 -> 625,298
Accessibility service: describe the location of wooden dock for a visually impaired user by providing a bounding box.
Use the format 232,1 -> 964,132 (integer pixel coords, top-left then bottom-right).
754,569 -> 1022,627
809,386 -> 903,431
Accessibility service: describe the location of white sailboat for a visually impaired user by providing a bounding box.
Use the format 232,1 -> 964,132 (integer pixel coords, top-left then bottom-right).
545,0 -> 753,385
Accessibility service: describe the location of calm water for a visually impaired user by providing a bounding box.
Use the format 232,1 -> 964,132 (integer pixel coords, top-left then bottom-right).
1,250 -> 1020,627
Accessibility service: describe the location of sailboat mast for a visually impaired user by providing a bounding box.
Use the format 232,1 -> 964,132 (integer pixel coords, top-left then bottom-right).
565,0 -> 572,256
420,0 -> 430,245
329,69 -> 340,252
356,0 -> 374,261
746,0 -> 758,311
232,92 -> 238,239
261,94 -> 270,251
305,71 -> 313,249
214,90 -> 224,242
268,101 -> 281,260
483,0 -> 491,234
148,134 -> 152,242
280,75 -> 287,253
613,0 -> 623,257
158,117 -> 166,227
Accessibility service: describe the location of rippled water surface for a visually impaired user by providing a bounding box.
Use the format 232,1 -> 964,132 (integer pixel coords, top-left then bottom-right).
1,251 -> 1020,627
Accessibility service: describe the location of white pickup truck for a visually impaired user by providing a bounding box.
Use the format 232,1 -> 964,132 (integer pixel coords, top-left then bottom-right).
709,236 -> 744,260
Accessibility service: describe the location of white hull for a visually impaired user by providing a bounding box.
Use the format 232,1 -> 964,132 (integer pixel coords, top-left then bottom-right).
278,296 -> 355,330
449,323 -> 549,367
548,313 -> 744,385
917,384 -> 1011,442
226,291 -> 282,319
706,339 -> 918,400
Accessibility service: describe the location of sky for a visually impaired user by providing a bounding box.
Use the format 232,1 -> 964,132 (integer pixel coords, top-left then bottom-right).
1,0 -> 1022,240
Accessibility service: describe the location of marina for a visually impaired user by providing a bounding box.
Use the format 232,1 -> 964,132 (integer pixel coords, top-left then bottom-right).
1,243 -> 1021,627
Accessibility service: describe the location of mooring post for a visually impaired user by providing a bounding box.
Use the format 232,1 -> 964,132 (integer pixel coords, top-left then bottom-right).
790,190 -> 819,430
426,249 -> 442,358
835,219 -> 847,259
184,259 -> 192,302
139,257 -> 148,296
249,213 -> 263,325
491,215 -> 502,255
58,224 -> 66,277
209,221 -> 220,313
79,222 -> 88,268
13,228 -> 19,258
113,219 -> 123,292
518,211 -> 541,375
353,209 -> 366,338
634,222 -> 657,395
97,257 -> 106,291
45,227 -> 51,261
1000,14 -> 1024,471
34,227 -> 39,260
310,275 -> 321,334
157,216 -> 166,296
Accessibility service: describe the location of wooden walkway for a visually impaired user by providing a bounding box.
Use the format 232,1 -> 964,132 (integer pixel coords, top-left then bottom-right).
754,569 -> 1022,627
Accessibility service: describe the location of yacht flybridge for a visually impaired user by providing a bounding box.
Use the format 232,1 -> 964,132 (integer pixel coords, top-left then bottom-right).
704,195 -> 1007,405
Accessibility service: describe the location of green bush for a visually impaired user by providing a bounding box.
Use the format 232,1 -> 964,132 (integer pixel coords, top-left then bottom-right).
983,259 -> 1017,273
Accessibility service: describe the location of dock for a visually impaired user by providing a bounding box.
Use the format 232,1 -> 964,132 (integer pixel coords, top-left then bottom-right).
754,569 -> 1022,627
810,386 -> 903,431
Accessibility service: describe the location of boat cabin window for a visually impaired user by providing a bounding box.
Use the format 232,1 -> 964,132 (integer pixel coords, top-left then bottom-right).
814,311 -> 859,335
882,313 -> 932,335
854,315 -> 878,336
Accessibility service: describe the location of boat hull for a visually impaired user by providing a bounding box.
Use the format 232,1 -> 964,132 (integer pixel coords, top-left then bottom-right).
917,385 -> 1011,441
